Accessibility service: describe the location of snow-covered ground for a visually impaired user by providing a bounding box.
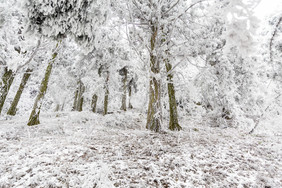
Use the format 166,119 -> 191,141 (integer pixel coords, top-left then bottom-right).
0,111 -> 281,188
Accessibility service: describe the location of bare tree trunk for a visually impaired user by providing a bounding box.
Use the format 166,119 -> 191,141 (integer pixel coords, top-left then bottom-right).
76,80 -> 85,112
7,69 -> 32,116
54,104 -> 60,112
72,79 -> 85,111
61,98 -> 66,111
78,97 -> 84,112
72,89 -> 78,111
0,68 -> 15,114
27,61 -> 54,125
103,71 -> 110,115
128,82 -> 133,109
27,43 -> 59,126
120,67 -> 127,111
165,62 -> 181,131
146,25 -> 161,132
91,94 -> 98,113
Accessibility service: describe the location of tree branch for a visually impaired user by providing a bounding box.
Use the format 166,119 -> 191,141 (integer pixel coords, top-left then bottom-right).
269,16 -> 282,64
16,38 -> 41,73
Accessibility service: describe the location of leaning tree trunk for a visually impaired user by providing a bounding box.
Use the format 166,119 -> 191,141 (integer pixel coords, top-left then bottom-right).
7,69 -> 33,116
120,67 -> 127,111
27,45 -> 59,126
7,39 -> 41,116
146,25 -> 161,132
165,62 -> 181,131
0,68 -> 15,114
103,71 -> 110,115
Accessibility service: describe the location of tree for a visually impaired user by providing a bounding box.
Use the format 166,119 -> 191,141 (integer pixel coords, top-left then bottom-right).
119,66 -> 128,111
28,42 -> 60,125
0,0 -> 39,115
116,0 -> 192,131
194,0 -> 261,127
24,0 -> 110,125
7,39 -> 41,116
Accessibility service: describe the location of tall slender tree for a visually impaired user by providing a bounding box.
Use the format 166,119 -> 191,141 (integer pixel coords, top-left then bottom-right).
28,43 -> 60,125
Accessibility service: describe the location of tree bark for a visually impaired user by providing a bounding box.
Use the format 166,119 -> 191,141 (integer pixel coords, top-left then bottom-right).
91,94 -> 98,113
103,71 -> 110,115
72,80 -> 85,111
165,62 -> 181,131
120,67 -> 127,111
128,81 -> 133,109
27,45 -> 59,126
72,89 -> 79,111
77,80 -> 85,112
146,25 -> 161,132
0,68 -> 15,114
7,69 -> 32,116
54,104 -> 60,112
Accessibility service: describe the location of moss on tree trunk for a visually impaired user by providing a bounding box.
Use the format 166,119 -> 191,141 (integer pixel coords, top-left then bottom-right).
146,25 -> 161,132
91,94 -> 98,113
146,77 -> 161,132
0,68 -> 15,114
165,62 -> 181,131
27,50 -> 58,126
72,80 -> 85,111
77,80 -> 85,112
103,71 -> 110,115
7,69 -> 32,116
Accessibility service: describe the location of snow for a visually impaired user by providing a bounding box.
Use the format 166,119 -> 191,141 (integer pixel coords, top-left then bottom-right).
0,111 -> 281,187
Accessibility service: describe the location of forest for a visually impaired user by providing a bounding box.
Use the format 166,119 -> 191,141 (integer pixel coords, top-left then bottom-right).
0,0 -> 281,187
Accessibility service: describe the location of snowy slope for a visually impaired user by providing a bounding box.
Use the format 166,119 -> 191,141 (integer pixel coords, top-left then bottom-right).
0,111 -> 281,188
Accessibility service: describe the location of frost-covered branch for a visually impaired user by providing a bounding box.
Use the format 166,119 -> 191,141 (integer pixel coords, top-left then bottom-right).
15,38 -> 41,73
269,17 -> 282,64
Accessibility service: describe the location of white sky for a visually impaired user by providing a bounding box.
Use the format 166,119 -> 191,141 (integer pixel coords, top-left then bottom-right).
254,0 -> 282,19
